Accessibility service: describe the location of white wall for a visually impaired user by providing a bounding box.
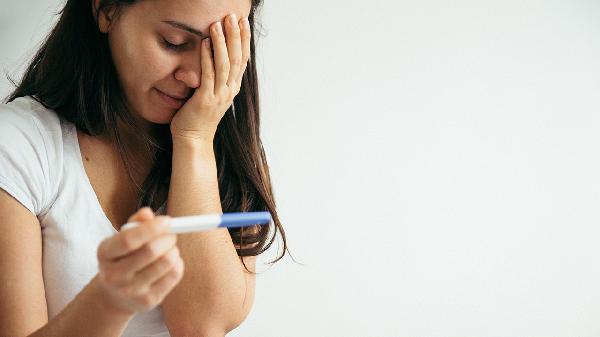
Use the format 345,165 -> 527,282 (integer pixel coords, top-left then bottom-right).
2,1 -> 600,336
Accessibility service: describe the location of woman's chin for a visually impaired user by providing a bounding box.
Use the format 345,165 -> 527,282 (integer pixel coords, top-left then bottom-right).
146,106 -> 177,125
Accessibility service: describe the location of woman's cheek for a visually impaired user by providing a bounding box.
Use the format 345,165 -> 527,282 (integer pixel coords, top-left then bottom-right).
144,44 -> 180,79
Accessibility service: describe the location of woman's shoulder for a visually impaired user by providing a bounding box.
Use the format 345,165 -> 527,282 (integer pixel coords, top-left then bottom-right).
0,95 -> 65,155
1,95 -> 62,134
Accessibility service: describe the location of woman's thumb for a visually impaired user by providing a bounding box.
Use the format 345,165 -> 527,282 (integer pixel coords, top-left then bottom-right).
127,206 -> 155,223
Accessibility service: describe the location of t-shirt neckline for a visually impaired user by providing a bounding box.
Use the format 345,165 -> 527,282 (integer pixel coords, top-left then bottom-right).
69,124 -> 120,233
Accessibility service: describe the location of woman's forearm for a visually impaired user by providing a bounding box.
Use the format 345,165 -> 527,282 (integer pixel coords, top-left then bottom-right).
27,275 -> 133,337
162,138 -> 249,334
167,138 -> 222,216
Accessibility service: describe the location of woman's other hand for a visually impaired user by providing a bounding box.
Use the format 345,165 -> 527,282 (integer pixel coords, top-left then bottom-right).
169,14 -> 251,143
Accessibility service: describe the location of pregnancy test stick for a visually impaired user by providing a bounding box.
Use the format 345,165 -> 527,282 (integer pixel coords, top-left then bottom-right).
121,211 -> 272,234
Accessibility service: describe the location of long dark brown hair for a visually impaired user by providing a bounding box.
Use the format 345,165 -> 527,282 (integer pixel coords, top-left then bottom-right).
4,0 -> 287,272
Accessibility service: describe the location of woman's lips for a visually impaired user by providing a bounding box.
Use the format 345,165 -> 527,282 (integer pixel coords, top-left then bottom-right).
154,88 -> 187,109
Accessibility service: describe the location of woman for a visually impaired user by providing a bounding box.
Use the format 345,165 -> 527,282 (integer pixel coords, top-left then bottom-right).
0,0 -> 286,335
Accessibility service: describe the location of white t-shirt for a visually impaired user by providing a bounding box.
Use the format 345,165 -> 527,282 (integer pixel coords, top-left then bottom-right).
0,96 -> 170,336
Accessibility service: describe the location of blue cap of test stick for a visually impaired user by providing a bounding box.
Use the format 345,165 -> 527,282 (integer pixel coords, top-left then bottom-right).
218,211 -> 272,228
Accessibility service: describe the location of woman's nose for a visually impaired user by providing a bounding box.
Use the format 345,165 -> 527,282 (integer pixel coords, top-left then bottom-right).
173,55 -> 202,88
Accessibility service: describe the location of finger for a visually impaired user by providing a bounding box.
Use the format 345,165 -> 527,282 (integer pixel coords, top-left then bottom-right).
148,256 -> 184,297
98,216 -> 171,260
236,17 -> 251,86
131,246 -> 181,289
210,20 -> 230,92
111,233 -> 177,278
199,38 -> 215,96
127,207 -> 155,223
225,13 -> 242,88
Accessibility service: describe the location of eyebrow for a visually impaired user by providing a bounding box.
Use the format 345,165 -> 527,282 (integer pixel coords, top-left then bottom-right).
162,20 -> 207,38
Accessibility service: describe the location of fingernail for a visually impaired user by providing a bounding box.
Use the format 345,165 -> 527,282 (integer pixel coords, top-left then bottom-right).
215,22 -> 222,34
243,17 -> 250,29
229,13 -> 237,26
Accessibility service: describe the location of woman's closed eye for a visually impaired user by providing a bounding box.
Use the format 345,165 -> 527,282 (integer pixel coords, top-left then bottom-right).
161,37 -> 187,51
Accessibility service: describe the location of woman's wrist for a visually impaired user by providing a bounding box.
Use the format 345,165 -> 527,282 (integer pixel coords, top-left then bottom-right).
170,125 -> 217,148
28,275 -> 135,337
171,135 -> 216,159
88,275 -> 136,321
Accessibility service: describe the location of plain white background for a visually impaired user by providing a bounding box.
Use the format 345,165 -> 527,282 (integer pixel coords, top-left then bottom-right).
2,1 -> 600,336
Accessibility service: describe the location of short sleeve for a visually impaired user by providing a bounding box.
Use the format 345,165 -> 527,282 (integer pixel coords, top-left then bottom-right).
0,97 -> 58,216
